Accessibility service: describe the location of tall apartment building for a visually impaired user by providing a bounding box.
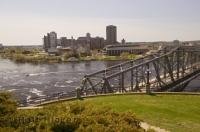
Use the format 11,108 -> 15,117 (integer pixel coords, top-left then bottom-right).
43,31 -> 58,52
49,31 -> 57,48
106,25 -> 117,45
43,35 -> 49,52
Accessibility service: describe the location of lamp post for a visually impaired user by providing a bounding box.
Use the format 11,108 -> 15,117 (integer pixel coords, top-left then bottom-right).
76,87 -> 81,99
145,64 -> 151,94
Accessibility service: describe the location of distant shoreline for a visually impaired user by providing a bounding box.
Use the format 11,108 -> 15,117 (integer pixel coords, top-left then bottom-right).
0,47 -> 138,64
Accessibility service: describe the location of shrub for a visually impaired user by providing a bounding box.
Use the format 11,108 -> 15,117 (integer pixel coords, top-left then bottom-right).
63,52 -> 74,60
0,101 -> 144,131
69,102 -> 85,114
120,52 -> 136,60
0,127 -> 15,132
13,54 -> 26,63
0,92 -> 17,116
51,122 -> 77,132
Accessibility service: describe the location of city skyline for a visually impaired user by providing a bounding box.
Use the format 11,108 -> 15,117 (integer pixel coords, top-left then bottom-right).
1,0 -> 200,45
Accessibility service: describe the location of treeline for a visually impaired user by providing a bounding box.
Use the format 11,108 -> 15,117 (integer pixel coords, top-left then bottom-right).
0,48 -> 62,63
0,48 -> 138,64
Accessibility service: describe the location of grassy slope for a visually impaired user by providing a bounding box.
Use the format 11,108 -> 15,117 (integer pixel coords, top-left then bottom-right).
75,94 -> 200,132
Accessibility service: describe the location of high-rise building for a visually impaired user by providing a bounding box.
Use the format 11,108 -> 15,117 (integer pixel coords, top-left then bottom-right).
43,35 -> 49,52
49,31 -> 57,48
106,25 -> 117,45
43,31 -> 58,51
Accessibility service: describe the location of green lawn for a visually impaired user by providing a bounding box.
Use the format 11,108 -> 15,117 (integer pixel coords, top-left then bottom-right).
74,94 -> 200,132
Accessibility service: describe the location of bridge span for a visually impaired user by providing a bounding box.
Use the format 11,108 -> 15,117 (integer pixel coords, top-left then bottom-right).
80,45 -> 200,96
21,45 -> 200,106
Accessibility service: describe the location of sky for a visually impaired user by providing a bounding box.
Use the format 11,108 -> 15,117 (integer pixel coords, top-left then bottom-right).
0,0 -> 200,45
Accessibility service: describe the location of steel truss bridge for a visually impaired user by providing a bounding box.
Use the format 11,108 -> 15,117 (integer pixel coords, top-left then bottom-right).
80,45 -> 200,96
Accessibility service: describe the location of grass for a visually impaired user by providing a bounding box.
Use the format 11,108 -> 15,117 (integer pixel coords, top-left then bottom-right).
1,97 -> 144,131
3,94 -> 199,131
80,54 -> 139,61
70,94 -> 200,132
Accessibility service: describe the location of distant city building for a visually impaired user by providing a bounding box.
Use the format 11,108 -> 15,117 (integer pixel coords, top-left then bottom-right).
43,31 -> 58,52
77,33 -> 105,50
90,37 -> 105,50
76,35 -> 90,55
0,43 -> 3,50
43,25 -> 123,54
104,44 -> 149,56
43,31 -> 106,53
121,38 -> 126,45
173,40 -> 180,45
57,38 -> 61,46
106,25 -> 117,45
60,37 -> 70,47
86,33 -> 91,38
43,36 -> 49,52
49,31 -> 57,48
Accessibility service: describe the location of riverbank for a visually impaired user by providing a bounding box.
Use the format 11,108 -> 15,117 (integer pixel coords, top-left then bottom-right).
0,48 -> 140,64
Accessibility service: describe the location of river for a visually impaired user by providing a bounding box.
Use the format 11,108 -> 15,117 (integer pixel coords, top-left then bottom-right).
0,59 -> 123,104
0,59 -> 199,105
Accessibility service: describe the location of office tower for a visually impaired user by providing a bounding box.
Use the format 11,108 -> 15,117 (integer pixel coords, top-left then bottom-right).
106,25 -> 117,45
43,35 -> 50,52
49,31 -> 57,48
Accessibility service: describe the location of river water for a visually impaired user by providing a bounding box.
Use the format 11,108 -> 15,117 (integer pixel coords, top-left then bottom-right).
0,59 -> 199,104
0,59 -> 123,104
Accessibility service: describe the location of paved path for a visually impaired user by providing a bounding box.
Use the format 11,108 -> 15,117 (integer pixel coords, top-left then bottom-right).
141,122 -> 170,132
18,106 -> 43,110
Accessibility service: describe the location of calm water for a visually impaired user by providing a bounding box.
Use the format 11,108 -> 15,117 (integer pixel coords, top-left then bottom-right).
0,59 -> 199,104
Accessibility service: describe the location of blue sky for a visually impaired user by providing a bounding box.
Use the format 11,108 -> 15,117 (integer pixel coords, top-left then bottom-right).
0,0 -> 200,45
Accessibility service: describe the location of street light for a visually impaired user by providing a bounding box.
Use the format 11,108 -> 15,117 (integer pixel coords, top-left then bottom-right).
145,67 -> 152,94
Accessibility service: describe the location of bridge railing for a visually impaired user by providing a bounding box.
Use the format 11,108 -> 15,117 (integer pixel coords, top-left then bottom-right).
80,46 -> 200,96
